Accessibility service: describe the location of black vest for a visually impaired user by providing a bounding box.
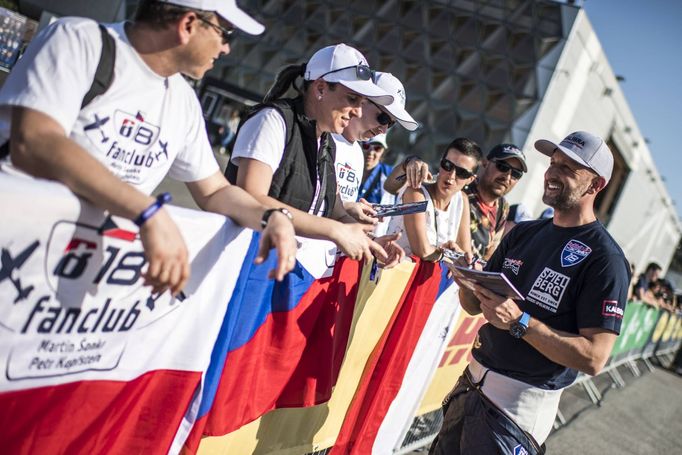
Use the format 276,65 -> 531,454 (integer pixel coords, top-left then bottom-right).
225,97 -> 337,218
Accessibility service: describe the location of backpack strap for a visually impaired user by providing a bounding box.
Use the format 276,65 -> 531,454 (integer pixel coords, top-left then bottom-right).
81,24 -> 116,109
1,23 -> 116,160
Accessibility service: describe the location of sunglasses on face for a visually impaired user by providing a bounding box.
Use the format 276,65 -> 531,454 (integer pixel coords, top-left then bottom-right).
197,16 -> 235,44
361,143 -> 384,152
369,102 -> 396,128
440,158 -> 475,179
319,64 -> 376,82
493,160 -> 523,180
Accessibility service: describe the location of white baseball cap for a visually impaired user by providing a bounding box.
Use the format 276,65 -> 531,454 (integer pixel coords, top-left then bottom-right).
363,133 -> 388,149
374,72 -> 419,131
535,131 -> 614,183
159,0 -> 265,35
304,44 -> 393,106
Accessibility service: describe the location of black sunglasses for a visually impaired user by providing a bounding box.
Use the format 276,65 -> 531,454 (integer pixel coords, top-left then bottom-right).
197,16 -> 235,44
493,160 -> 524,180
369,102 -> 396,128
440,158 -> 475,179
362,143 -> 384,152
319,64 -> 376,82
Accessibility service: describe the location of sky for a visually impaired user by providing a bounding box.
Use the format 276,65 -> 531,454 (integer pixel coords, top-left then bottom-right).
582,0 -> 682,220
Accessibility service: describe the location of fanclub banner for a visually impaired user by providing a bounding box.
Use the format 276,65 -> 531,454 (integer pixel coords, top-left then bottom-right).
0,173 -> 253,454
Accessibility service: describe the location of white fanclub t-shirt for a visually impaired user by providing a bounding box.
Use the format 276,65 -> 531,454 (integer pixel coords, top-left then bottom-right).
332,134 -> 364,203
0,18 -> 218,195
387,187 -> 464,256
232,108 -> 326,215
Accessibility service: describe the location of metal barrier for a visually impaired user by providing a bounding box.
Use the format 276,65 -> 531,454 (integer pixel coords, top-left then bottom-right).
394,409 -> 443,454
391,304 -> 682,453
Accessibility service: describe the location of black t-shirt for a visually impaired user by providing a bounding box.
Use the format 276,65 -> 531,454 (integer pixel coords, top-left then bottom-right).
472,219 -> 630,389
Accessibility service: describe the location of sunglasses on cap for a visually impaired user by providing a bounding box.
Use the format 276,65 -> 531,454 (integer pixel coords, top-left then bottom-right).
493,160 -> 524,180
197,16 -> 235,44
319,64 -> 376,82
440,158 -> 475,179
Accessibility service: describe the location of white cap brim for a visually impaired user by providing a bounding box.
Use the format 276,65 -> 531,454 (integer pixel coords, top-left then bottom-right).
385,102 -> 419,131
216,3 -> 264,35
337,79 -> 393,106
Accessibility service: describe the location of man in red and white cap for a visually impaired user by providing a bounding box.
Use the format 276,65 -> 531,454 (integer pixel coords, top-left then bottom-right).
431,131 -> 630,454
0,0 -> 298,293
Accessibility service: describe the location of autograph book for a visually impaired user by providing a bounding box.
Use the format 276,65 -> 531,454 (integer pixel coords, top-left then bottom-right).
448,265 -> 524,300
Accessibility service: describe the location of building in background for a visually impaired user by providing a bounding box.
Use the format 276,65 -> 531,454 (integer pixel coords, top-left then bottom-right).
200,0 -> 680,273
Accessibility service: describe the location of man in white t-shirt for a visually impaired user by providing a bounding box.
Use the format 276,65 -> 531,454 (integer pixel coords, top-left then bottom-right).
0,0 -> 297,295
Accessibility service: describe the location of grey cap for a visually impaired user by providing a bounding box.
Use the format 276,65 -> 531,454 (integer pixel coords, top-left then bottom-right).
535,131 -> 614,183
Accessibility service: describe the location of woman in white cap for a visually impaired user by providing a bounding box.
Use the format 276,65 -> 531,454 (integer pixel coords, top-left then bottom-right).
387,138 -> 480,261
225,44 -> 401,265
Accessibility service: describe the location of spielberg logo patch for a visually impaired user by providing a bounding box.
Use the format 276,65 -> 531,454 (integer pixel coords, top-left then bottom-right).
561,239 -> 592,267
527,267 -> 570,312
602,300 -> 624,319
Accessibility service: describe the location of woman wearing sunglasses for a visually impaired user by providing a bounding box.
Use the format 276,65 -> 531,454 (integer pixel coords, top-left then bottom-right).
387,138 -> 482,261
225,44 -> 403,265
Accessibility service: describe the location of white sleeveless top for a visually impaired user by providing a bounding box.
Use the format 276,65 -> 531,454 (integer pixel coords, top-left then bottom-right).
387,186 -> 464,256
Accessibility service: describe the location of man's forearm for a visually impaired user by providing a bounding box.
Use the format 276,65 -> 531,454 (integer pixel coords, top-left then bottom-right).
11,108 -> 153,219
523,321 -> 615,376
234,192 -> 341,242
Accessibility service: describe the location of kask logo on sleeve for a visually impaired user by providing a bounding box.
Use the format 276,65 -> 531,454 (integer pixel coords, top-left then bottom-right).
602,300 -> 624,319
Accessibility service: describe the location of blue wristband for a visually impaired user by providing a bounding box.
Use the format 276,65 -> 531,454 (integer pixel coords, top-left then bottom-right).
134,192 -> 172,227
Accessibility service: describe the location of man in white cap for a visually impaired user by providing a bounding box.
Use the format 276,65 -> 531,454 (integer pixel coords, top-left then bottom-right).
332,71 -> 419,223
430,131 -> 630,454
0,0 -> 298,294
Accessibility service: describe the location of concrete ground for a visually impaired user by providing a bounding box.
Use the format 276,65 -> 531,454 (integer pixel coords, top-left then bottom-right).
546,362 -> 682,455
408,360 -> 682,454
153,148 -> 230,209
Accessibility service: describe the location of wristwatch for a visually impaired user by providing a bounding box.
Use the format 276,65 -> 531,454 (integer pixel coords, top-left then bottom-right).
509,312 -> 531,339
260,208 -> 293,229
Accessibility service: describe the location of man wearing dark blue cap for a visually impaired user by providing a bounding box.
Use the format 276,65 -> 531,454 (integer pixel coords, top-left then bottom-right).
431,131 -> 630,455
466,143 -> 527,260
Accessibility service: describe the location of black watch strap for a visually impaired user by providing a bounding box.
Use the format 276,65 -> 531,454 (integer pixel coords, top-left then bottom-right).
260,207 -> 293,229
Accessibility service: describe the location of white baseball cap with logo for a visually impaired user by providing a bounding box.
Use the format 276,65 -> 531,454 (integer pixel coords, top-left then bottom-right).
374,72 -> 419,131
159,0 -> 265,35
535,131 -> 614,183
304,44 -> 393,106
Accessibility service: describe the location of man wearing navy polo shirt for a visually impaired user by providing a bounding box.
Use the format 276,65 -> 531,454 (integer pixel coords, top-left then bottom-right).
430,131 -> 630,455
